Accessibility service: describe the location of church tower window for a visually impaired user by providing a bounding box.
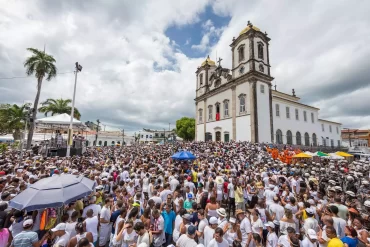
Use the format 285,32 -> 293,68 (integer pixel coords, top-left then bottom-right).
238,94 -> 246,113
223,100 -> 229,117
238,45 -> 245,62
198,109 -> 203,123
259,64 -> 264,73
258,43 -> 264,59
199,74 -> 203,86
239,66 -> 245,75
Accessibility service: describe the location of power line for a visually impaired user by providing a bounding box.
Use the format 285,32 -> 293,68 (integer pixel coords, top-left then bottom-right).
0,71 -> 74,80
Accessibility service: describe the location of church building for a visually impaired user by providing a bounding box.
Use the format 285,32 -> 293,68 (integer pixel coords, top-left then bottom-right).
195,21 -> 342,147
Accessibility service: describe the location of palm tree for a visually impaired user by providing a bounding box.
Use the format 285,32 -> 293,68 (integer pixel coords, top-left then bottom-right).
0,104 -> 30,140
24,48 -> 57,149
38,98 -> 81,120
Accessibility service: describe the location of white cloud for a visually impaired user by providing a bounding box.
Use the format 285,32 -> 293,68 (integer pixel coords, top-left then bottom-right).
191,19 -> 225,52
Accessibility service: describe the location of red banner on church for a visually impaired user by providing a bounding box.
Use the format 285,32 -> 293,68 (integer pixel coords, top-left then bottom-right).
216,113 -> 220,121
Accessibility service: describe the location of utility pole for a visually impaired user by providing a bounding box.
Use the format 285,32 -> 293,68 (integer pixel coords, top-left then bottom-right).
20,107 -> 32,157
121,128 -> 125,146
66,62 -> 83,157
95,119 -> 100,146
163,128 -> 166,143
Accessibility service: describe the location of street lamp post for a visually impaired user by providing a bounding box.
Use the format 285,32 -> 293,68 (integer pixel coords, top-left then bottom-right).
66,62 -> 82,157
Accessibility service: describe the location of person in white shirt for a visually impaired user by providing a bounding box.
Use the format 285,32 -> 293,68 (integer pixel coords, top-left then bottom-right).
176,225 -> 198,247
227,179 -> 236,217
204,217 -> 219,247
265,221 -> 278,247
196,209 -> 209,244
328,205 -> 347,238
269,197 -> 285,234
277,227 -> 297,247
170,176 -> 180,192
159,183 -> 172,202
302,229 -> 318,247
236,209 -> 252,247
82,197 -> 101,218
150,209 -> 166,247
208,227 -> 229,247
149,190 -> 162,206
83,209 -> 99,244
264,185 -> 276,207
99,198 -> 112,247
51,223 -> 70,247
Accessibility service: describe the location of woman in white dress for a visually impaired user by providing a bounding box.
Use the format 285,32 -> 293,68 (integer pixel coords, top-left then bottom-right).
250,209 -> 264,247
224,217 -> 242,247
115,220 -> 138,247
111,208 -> 127,247
173,208 -> 187,242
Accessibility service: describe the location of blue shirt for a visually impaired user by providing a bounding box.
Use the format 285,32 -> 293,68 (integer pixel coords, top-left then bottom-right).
161,210 -> 176,234
340,236 -> 358,247
110,210 -> 121,234
11,230 -> 38,247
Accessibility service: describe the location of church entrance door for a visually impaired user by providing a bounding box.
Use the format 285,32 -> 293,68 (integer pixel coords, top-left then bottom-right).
215,131 -> 221,141
224,133 -> 229,142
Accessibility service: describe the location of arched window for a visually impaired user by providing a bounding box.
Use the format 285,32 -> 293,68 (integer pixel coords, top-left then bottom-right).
312,133 -> 317,146
205,132 -> 212,141
199,74 -> 203,86
104,141 -> 107,146
112,141 -> 115,145
239,94 -> 246,113
214,79 -> 221,87
304,132 -> 310,146
258,43 -> 264,59
98,140 -> 102,146
286,130 -> 292,145
259,64 -> 264,73
276,129 -> 283,144
296,132 -> 302,145
238,45 -> 245,62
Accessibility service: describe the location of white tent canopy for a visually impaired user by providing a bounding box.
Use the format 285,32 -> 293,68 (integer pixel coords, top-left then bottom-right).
35,113 -> 87,130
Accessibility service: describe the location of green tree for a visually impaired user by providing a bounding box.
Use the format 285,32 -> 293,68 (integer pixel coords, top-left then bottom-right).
38,98 -> 81,120
24,47 -> 57,149
175,117 -> 195,141
0,103 -> 30,140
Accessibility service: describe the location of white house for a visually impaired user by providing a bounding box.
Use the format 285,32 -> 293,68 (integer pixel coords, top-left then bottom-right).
195,21 -> 342,147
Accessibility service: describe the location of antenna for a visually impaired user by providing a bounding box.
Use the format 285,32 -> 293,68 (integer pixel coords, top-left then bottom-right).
43,44 -> 46,53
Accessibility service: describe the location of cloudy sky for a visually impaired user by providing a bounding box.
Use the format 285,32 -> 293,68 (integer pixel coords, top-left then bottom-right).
1,0 -> 370,134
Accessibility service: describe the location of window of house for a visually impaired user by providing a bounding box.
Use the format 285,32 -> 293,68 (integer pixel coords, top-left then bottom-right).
199,109 -> 203,123
331,139 -> 334,147
239,94 -> 246,113
208,105 -> 213,120
141,135 -> 143,138
303,111 -> 307,122
258,43 -> 264,59
296,132 -> 302,145
329,125 -> 332,133
336,126 -> 339,134
322,124 -> 324,132
286,106 -> 290,119
199,74 -> 203,86
260,84 -> 265,93
238,45 -> 245,62
276,104 -> 280,117
295,109 -> 299,120
155,133 -> 159,137
337,140 -> 340,147
224,100 -> 229,117
311,112 -> 314,123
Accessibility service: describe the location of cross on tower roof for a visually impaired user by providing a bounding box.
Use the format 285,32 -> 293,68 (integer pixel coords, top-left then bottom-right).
217,57 -> 223,67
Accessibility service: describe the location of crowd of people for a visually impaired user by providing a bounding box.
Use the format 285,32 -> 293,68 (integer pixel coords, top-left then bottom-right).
0,141 -> 370,247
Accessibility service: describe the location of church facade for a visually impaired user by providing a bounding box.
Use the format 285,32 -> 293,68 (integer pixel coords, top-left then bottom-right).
195,22 -> 342,147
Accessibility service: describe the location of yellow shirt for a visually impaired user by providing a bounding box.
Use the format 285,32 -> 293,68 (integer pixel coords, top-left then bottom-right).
235,187 -> 244,203
192,171 -> 198,183
328,238 -> 344,247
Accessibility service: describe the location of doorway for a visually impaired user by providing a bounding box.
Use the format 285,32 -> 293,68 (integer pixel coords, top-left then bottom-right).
224,133 -> 230,142
216,131 -> 221,141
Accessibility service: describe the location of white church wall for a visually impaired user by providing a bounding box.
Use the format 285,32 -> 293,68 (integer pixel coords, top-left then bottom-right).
233,39 -> 250,78
257,82 -> 271,143
197,123 -> 205,141
206,89 -> 233,118
206,118 -> 233,141
272,98 -> 320,145
236,115 -> 251,141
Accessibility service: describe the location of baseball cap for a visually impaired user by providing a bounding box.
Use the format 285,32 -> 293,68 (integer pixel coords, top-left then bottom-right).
187,193 -> 193,199
264,221 -> 275,228
23,219 -> 34,227
182,214 -> 192,221
209,217 -> 218,225
188,225 -> 196,235
307,229 -> 318,239
306,208 -> 314,215
51,223 -> 66,232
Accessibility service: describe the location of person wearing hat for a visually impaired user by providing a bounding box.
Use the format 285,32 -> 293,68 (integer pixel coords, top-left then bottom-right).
302,229 -> 318,247
216,208 -> 227,229
204,217 -> 219,247
11,217 -> 50,247
50,222 -> 70,247
265,221 -> 277,247
184,193 -> 194,212
176,225 -> 197,247
224,217 -> 242,246
236,209 -> 252,247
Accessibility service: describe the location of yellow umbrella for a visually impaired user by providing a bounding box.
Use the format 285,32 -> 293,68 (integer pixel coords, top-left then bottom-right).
292,153 -> 312,158
335,151 -> 353,157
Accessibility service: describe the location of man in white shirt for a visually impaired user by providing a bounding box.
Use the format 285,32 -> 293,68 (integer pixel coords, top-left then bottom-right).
204,217 -> 218,247
151,209 -> 165,247
51,223 -> 70,247
176,225 -> 197,247
227,179 -> 236,217
120,168 -> 129,182
82,197 -> 101,218
264,185 -> 276,207
236,209 -> 252,247
269,197 -> 285,234
208,227 -> 229,247
278,227 -> 297,247
99,198 -> 112,247
329,205 -> 346,238
265,221 -> 278,247
159,183 -> 172,202
302,229 -> 318,247
149,190 -> 162,205
83,209 -> 99,244
170,176 -> 180,191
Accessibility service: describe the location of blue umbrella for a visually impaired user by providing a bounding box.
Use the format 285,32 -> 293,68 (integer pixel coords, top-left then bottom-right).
9,174 -> 95,211
171,150 -> 196,160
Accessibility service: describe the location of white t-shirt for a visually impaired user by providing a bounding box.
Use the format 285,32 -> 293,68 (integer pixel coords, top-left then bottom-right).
84,216 -> 99,242
204,226 -> 215,247
82,204 -> 101,218
269,203 -> 285,225
208,238 -> 229,247
170,179 -> 180,191
100,206 -> 111,226
266,232 -> 278,247
160,189 -> 172,202
302,238 -> 316,247
176,234 -> 198,247
240,217 -> 252,246
227,183 -> 235,198
65,221 -> 77,239
278,235 -> 290,247
142,177 -> 149,192
333,216 -> 346,238
54,232 -> 70,247
152,216 -> 165,247
198,218 -> 209,244
137,231 -> 150,247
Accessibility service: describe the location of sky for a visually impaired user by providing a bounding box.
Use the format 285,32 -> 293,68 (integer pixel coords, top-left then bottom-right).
1,0 -> 370,134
